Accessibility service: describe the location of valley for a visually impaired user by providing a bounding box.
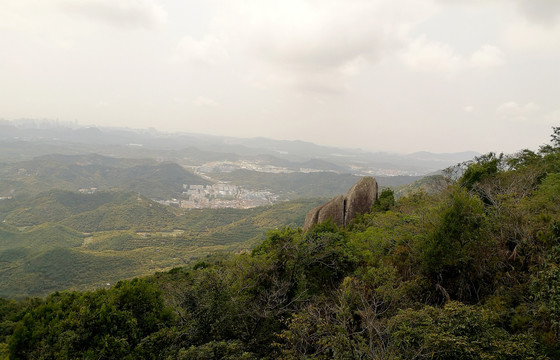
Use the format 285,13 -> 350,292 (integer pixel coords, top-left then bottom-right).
1,2 -> 556,357
0,121 -> 464,298
0,190 -> 320,298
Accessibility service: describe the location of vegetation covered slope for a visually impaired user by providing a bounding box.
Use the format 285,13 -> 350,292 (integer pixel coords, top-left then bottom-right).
393,173 -> 449,198
211,169 -> 423,199
3,131 -> 560,359
0,153 -> 209,200
2,190 -> 180,231
0,191 -> 322,299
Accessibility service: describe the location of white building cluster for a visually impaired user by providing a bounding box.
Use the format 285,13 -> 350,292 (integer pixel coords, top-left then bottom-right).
179,183 -> 277,209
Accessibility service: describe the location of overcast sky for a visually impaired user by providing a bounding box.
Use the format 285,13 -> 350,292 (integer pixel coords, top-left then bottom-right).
1,0 -> 559,154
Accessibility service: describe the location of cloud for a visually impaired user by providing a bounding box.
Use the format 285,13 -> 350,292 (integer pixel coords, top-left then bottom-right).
0,6 -> 32,31
174,35 -> 229,66
504,19 -> 560,51
434,1 -> 560,53
496,101 -> 540,122
193,96 -> 219,107
436,0 -> 560,25
59,0 -> 167,30
544,109 -> 560,125
400,35 -> 464,73
400,37 -> 504,73
193,0 -> 507,90
469,44 -> 504,68
208,0 -> 439,93
514,0 -> 560,26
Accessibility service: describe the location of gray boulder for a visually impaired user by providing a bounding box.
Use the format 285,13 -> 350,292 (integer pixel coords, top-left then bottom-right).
303,195 -> 345,231
317,195 -> 345,227
344,177 -> 378,227
303,203 -> 323,231
303,176 -> 378,231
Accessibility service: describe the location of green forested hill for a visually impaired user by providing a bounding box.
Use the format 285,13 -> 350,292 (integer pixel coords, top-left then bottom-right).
0,222 -> 84,250
211,169 -> 423,199
0,191 -> 322,299
211,169 -> 361,198
3,131 -> 560,359
2,190 -> 180,231
0,153 -> 209,199
394,173 -> 449,198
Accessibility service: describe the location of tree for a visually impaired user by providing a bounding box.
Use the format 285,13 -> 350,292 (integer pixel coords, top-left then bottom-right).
420,188 -> 494,302
9,280 -> 172,359
551,126 -> 560,148
390,302 -> 544,360
372,188 -> 395,212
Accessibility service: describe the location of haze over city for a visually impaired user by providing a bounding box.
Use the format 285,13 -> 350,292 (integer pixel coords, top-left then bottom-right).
1,0 -> 559,154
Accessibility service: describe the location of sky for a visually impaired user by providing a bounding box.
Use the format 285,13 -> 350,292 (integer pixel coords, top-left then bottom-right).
0,0 -> 559,154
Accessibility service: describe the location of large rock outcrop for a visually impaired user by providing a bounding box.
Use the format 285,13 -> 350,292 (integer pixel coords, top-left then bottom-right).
304,195 -> 345,231
344,176 -> 378,226
303,177 -> 378,231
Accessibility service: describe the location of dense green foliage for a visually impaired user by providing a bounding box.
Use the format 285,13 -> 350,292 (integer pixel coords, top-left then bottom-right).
0,193 -> 322,298
9,279 -> 171,359
3,132 -> 560,359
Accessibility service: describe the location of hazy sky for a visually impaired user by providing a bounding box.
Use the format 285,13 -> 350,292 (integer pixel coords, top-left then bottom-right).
1,0 -> 559,154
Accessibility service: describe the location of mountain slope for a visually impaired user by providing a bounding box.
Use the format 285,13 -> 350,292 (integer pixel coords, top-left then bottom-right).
0,154 -> 209,199
0,191 -> 322,298
4,139 -> 560,359
211,169 -> 424,199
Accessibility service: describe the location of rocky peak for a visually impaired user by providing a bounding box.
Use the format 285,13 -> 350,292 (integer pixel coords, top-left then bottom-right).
303,176 -> 378,231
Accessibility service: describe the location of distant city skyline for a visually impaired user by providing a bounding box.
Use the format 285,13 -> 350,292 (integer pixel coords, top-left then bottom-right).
1,0 -> 559,154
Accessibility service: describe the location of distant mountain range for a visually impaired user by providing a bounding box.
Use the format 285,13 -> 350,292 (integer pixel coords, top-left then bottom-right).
0,120 -> 479,175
